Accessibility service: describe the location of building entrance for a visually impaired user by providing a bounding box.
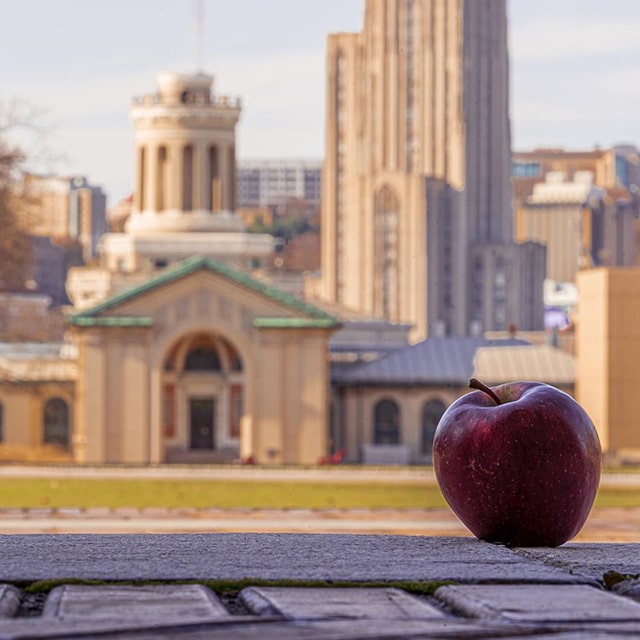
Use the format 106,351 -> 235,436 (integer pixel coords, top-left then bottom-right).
189,397 -> 215,450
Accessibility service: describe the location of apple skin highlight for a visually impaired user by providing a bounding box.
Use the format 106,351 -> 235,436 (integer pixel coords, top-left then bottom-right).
433,380 -> 602,547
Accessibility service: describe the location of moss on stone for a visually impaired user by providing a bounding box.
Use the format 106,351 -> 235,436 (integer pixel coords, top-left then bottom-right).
22,577 -> 453,596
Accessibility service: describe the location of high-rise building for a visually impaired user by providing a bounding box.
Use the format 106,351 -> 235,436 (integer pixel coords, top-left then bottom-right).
14,173 -> 107,260
237,159 -> 322,208
314,0 -> 545,340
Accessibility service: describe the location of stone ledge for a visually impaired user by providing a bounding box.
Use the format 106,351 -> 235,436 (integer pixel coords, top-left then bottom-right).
0,534 -> 593,584
0,535 -> 639,638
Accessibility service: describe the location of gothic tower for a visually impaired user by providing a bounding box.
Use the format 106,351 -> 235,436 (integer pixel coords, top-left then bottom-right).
316,0 -> 545,339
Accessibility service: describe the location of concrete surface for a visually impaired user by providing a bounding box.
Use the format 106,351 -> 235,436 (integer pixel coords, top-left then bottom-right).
0,534 -> 638,638
0,534 -> 592,583
435,584 -> 640,622
239,586 -> 446,620
514,543 -> 640,582
42,584 -> 228,620
0,586 -> 19,619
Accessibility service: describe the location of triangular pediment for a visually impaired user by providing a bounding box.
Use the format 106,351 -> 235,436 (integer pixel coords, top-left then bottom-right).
70,256 -> 339,329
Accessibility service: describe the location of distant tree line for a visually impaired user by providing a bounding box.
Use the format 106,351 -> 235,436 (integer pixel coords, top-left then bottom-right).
247,213 -> 317,243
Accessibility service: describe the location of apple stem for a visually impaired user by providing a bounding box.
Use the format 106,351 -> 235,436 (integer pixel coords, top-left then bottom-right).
469,378 -> 502,405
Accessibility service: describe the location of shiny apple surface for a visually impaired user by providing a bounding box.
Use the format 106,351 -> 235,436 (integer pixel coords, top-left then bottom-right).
433,381 -> 601,547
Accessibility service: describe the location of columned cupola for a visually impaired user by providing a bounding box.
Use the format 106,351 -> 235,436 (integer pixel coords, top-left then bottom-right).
127,72 -> 242,234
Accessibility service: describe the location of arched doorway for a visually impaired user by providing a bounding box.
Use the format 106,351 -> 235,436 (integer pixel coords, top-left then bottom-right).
161,332 -> 244,462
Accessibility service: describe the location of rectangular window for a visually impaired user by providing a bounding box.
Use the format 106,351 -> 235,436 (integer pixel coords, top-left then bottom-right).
512,161 -> 542,178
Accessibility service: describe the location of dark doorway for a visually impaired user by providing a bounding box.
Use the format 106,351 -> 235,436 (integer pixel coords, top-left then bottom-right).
190,398 -> 215,450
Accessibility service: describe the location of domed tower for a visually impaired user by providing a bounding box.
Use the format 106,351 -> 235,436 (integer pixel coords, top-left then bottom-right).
68,71 -> 275,309
126,72 -> 243,234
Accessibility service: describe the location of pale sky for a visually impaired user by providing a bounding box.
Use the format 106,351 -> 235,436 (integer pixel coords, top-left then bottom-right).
3,1 -> 639,203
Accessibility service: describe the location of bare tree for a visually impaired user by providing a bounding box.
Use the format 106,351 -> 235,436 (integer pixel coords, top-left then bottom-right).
0,135 -> 31,292
0,97 -> 58,292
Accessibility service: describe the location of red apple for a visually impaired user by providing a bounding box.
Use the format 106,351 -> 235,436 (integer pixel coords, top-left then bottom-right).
433,378 -> 601,547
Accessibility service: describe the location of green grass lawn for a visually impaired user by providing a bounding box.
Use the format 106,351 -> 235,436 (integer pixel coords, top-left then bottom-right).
0,478 -> 448,510
0,476 -> 637,509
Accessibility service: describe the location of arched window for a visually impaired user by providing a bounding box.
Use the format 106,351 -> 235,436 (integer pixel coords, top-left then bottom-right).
185,345 -> 221,371
373,399 -> 401,445
43,398 -> 70,448
374,186 -> 400,320
422,398 -> 447,461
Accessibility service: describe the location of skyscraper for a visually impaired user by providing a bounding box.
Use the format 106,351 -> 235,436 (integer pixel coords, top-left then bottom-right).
316,0 -> 545,339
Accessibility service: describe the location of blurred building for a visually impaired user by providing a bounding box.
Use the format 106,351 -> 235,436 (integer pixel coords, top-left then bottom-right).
313,0 -> 545,340
0,292 -> 65,342
577,267 -> 640,463
238,159 -> 322,208
9,174 -> 106,306
106,193 -> 133,233
331,334 -> 574,464
0,69 -> 341,467
512,145 -> 640,282
513,145 -> 640,196
15,173 -> 107,261
276,231 -> 320,272
67,71 -> 275,308
516,171 -> 637,284
29,236 -> 68,306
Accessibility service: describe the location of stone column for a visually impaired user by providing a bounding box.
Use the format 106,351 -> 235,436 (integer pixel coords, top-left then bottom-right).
228,145 -> 236,211
75,331 -> 107,463
195,142 -> 207,210
120,339 -> 151,463
252,329 -> 285,463
219,144 -> 229,212
148,143 -> 159,212
134,144 -> 144,211
171,142 -> 182,211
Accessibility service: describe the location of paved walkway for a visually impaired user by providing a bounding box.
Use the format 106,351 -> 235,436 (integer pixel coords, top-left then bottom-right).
0,464 -> 435,483
1,463 -> 638,486
1,506 -> 640,542
1,534 -> 640,638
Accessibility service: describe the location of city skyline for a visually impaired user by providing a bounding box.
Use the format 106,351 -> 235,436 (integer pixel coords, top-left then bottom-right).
3,0 -> 640,202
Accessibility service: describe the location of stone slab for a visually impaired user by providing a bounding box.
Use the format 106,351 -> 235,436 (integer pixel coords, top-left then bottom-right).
513,543 -> 640,583
239,586 -> 445,620
0,585 -> 19,618
0,616 -> 265,640
42,584 -> 229,621
0,617 -> 553,640
435,584 -> 640,622
0,534 -> 588,583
